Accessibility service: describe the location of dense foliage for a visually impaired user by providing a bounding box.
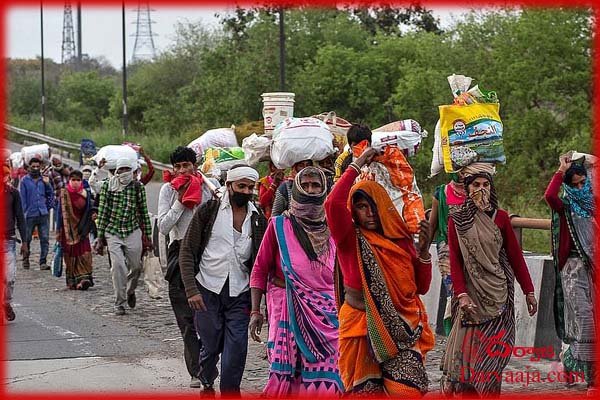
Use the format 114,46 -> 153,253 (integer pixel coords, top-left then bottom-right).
6,7 -> 594,251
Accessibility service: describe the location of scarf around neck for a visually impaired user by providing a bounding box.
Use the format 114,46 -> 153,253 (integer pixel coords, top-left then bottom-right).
563,178 -> 595,218
283,166 -> 330,262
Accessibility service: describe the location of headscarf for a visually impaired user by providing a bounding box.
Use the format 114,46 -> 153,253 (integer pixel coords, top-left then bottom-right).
226,166 -> 259,183
563,176 -> 595,218
108,158 -> 135,192
347,179 -> 410,240
283,166 -> 330,262
452,171 -> 499,234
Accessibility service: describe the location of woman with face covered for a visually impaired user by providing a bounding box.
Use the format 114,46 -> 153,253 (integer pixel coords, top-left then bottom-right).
440,164 -> 538,397
325,147 -> 435,396
56,170 -> 94,290
545,154 -> 597,394
249,166 -> 343,396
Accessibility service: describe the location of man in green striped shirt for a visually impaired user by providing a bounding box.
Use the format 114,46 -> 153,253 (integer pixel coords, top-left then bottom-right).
95,158 -> 152,315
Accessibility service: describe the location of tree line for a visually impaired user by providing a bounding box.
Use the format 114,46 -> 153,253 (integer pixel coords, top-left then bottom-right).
7,6 -> 594,250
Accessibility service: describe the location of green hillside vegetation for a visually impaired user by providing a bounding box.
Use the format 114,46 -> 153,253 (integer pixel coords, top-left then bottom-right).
6,7 -> 593,253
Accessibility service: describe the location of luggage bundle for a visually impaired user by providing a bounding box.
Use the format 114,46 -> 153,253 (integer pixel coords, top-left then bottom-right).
431,74 -> 505,176
270,117 -> 335,169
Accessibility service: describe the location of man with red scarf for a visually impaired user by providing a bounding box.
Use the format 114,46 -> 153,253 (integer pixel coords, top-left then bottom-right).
158,146 -> 219,388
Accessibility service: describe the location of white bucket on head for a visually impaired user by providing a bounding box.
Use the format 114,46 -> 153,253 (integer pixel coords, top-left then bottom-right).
261,92 -> 295,135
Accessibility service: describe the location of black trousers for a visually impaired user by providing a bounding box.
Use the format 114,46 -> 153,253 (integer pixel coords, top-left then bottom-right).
194,282 -> 250,394
166,241 -> 202,379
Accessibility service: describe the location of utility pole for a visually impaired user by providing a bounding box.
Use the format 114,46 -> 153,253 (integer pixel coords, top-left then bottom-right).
121,1 -> 128,136
40,1 -> 46,135
278,7 -> 285,91
77,1 -> 82,64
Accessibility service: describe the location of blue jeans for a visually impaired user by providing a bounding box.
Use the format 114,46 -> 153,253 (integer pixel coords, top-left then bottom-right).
25,215 -> 50,264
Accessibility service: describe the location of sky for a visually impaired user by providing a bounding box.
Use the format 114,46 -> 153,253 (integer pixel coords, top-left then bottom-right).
6,5 -> 469,68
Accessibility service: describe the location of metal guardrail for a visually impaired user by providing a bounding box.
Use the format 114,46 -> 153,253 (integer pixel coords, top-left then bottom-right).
5,123 -> 170,172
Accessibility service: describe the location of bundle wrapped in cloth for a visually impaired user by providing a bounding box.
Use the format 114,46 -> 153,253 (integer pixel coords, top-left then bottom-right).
21,144 -> 50,164
353,140 -> 425,235
242,133 -> 271,166
431,74 -> 505,176
93,145 -> 138,170
270,117 -> 334,169
188,127 -> 239,161
372,119 -> 428,157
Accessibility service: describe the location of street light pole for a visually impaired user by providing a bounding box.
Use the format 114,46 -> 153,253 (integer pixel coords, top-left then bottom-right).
279,7 -> 285,91
40,1 -> 46,135
121,1 -> 128,137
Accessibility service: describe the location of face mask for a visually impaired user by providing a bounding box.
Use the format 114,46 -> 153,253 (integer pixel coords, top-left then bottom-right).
469,187 -> 492,211
118,171 -> 134,186
230,190 -> 252,207
70,181 -> 82,191
30,168 -> 41,178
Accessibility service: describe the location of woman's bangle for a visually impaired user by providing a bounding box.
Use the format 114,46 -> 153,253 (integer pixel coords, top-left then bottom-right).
457,293 -> 468,299
348,162 -> 361,174
250,310 -> 263,317
526,292 -> 535,297
418,255 -> 432,263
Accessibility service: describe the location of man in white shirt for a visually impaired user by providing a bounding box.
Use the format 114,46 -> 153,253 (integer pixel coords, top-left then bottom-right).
157,146 -> 219,389
179,165 -> 267,395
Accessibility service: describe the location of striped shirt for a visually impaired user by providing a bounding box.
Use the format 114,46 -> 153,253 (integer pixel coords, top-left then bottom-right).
96,180 -> 152,239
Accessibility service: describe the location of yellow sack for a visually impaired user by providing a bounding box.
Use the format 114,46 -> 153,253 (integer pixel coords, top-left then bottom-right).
439,103 -> 505,173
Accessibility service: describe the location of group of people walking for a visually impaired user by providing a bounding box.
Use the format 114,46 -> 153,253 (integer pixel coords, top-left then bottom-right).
2,124 -> 596,397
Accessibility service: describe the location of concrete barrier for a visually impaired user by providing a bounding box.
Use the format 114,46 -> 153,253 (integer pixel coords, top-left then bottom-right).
421,246 -> 561,360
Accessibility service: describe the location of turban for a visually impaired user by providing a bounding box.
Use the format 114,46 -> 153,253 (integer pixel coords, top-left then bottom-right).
226,166 -> 259,183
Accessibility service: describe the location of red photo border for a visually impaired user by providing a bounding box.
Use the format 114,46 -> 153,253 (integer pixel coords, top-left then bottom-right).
0,1 -> 597,399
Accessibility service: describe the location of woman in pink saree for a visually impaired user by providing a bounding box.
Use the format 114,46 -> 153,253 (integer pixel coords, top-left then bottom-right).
250,166 -> 343,396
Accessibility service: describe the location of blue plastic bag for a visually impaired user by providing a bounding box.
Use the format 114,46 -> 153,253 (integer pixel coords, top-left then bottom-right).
52,242 -> 63,278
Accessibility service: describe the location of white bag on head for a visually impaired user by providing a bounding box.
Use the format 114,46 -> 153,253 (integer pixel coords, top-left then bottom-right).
188,127 -> 238,161
21,144 -> 50,164
270,117 -> 334,169
93,145 -> 138,171
242,133 -> 272,166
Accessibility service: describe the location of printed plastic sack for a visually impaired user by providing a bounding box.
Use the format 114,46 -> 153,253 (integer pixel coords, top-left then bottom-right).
188,127 -> 238,160
439,102 -> 505,173
271,117 -> 334,169
93,145 -> 138,171
201,147 -> 247,178
354,140 -> 425,235
21,144 -> 50,164
372,119 -> 427,157
312,111 -> 352,151
242,133 -> 272,166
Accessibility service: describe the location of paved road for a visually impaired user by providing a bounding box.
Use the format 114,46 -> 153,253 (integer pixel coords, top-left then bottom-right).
5,140 -> 588,395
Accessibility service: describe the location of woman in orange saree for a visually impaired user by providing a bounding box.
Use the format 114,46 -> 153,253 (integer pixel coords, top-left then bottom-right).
325,147 -> 435,396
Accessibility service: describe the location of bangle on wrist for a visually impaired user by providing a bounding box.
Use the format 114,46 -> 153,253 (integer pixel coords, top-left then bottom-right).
457,293 -> 468,299
349,162 -> 361,174
526,292 -> 535,297
418,255 -> 432,263
250,310 -> 263,317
